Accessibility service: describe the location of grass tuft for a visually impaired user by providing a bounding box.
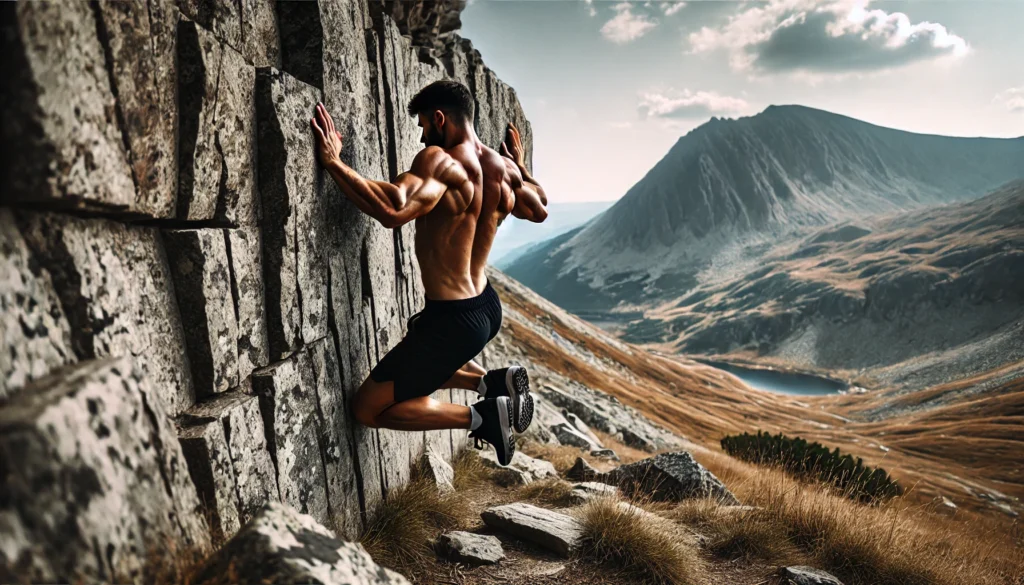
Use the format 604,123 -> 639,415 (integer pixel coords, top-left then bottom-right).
516,477 -> 576,507
451,447 -> 492,492
578,497 -> 706,585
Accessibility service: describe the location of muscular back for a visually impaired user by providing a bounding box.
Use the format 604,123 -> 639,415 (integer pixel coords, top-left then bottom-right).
414,142 -> 515,300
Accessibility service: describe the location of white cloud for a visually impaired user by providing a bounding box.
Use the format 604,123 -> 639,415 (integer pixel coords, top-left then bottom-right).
609,121 -> 635,129
660,2 -> 685,16
601,2 -> 658,44
583,0 -> 597,18
638,89 -> 750,119
995,87 -> 1024,113
688,0 -> 969,77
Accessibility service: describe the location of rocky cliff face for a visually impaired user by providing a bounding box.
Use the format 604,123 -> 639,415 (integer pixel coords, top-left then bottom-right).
506,106 -> 1023,313
0,1 -> 531,581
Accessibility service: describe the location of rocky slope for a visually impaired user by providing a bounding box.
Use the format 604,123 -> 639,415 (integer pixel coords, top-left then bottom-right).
622,181 -> 1024,388
0,0 -> 532,581
505,106 -> 1024,313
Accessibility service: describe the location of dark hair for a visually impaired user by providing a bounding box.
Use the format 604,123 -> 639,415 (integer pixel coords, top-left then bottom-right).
407,80 -> 474,125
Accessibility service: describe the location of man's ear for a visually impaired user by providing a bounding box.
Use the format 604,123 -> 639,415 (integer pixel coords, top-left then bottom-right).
433,110 -> 446,131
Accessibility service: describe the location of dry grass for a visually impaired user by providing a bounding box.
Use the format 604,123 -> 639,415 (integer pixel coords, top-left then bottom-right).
670,499 -> 799,563
516,477 -> 576,507
451,446 -> 492,492
690,451 -> 1024,585
577,497 -> 706,585
519,439 -> 600,473
360,466 -> 470,572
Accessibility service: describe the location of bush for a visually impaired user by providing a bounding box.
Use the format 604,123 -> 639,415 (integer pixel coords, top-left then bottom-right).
721,431 -> 902,502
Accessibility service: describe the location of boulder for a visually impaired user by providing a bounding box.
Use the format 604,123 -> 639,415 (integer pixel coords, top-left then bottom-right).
568,482 -> 618,505
607,452 -> 739,504
565,457 -> 602,483
0,209 -> 75,398
477,449 -> 557,486
777,566 -> 845,585
436,531 -> 504,565
420,449 -> 456,494
0,358 -> 210,583
551,422 -> 601,451
192,502 -> 410,585
481,503 -> 583,558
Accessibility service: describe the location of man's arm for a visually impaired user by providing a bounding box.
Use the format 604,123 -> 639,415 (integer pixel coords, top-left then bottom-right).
501,122 -> 548,223
312,103 -> 467,228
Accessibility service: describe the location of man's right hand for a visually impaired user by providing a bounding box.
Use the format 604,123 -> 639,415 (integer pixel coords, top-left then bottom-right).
500,122 -> 525,168
312,102 -> 343,167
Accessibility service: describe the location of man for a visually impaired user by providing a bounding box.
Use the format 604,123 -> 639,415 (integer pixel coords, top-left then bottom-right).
311,80 -> 548,466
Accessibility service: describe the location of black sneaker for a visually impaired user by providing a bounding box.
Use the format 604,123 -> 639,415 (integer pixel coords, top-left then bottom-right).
469,397 -> 515,466
482,366 -> 533,434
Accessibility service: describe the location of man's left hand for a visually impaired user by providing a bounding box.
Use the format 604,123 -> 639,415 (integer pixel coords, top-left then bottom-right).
312,102 -> 343,166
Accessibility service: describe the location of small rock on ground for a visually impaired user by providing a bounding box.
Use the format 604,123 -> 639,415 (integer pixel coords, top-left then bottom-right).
568,482 -> 619,505
436,531 -> 505,565
777,566 -> 845,585
477,449 -> 557,486
420,449 -> 455,494
481,502 -> 583,557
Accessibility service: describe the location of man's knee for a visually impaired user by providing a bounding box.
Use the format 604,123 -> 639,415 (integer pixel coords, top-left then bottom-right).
351,381 -> 382,428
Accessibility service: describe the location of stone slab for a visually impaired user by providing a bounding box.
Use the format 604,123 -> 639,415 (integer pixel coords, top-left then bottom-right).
16,212 -> 195,415
778,566 -> 846,585
163,229 -> 239,397
178,415 -> 242,543
421,449 -> 456,494
481,503 -> 583,558
436,531 -> 504,565
226,226 -> 270,380
0,358 -> 210,583
0,209 -> 75,398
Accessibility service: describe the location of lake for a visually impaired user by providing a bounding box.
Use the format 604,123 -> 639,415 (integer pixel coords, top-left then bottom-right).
701,360 -> 847,396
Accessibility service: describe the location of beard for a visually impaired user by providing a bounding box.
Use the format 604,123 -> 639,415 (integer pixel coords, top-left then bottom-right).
423,122 -> 445,147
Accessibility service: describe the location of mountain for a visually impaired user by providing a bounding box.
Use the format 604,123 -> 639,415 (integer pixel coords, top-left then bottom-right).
622,181 -> 1024,388
506,106 -> 1024,314
490,201 -> 612,268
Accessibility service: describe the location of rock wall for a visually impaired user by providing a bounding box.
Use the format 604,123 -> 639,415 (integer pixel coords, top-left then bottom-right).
0,1 -> 532,582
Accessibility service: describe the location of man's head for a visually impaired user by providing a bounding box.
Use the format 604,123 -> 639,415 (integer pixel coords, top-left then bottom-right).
407,80 -> 474,148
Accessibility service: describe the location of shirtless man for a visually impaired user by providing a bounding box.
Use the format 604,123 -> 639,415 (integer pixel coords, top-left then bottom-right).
311,80 -> 548,466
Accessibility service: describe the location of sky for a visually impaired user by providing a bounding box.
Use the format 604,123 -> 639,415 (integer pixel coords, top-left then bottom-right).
460,0 -> 1024,203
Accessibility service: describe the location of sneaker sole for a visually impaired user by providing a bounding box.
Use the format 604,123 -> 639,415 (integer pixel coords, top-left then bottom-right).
506,366 -> 533,433
497,396 -> 515,466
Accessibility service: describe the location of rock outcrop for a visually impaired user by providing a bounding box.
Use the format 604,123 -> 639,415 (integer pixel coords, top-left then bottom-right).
567,452 -> 739,504
192,502 -> 410,584
0,0 -> 532,580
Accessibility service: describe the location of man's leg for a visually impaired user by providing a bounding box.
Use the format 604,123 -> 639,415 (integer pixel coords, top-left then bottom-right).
442,360 -> 485,392
352,374 -> 477,431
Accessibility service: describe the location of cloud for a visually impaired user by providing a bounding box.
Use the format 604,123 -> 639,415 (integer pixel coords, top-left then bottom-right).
688,0 -> 968,76
609,121 -> 635,129
660,2 -> 685,16
638,89 -> 750,119
583,0 -> 597,18
995,87 -> 1024,113
602,2 -> 658,44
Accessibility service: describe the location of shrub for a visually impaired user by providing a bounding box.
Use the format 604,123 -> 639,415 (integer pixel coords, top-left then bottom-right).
721,431 -> 902,501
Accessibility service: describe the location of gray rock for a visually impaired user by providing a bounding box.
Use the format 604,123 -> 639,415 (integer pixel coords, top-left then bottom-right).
0,210 -> 75,398
0,358 -> 210,583
590,448 -> 619,461
226,226 -> 270,380
177,20 -> 224,221
421,449 -> 456,494
94,0 -> 179,218
0,2 -> 136,214
436,531 -> 504,565
607,452 -> 739,504
256,67 -> 325,359
163,229 -> 239,397
252,352 -> 330,526
177,387 -> 280,531
481,503 -> 583,557
777,566 -> 845,585
551,421 -> 601,450
192,502 -> 411,585
178,413 -> 242,543
212,44 -> 258,226
478,450 -> 557,485
375,0 -> 467,54
304,338 -> 362,539
16,212 -> 196,415
568,482 -> 618,505
565,457 -> 602,482
242,0 -> 281,68
564,411 -> 603,446
179,0 -> 243,52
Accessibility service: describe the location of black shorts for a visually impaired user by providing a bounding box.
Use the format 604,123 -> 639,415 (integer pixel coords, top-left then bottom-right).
370,280 -> 502,402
